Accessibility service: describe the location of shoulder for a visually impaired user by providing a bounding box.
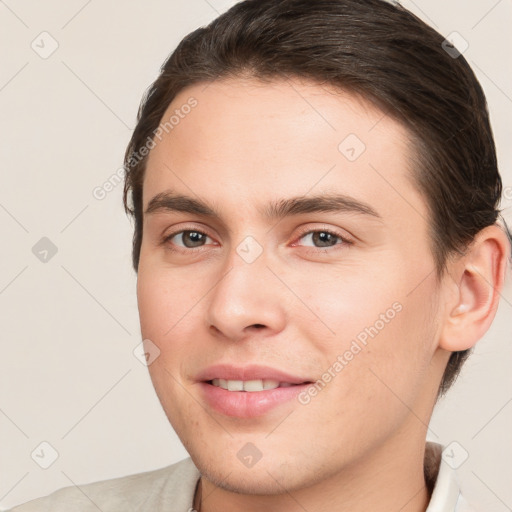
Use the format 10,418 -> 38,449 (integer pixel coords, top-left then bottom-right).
8,457 -> 200,512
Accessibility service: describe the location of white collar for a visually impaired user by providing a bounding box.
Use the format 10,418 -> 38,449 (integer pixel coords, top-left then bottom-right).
425,442 -> 467,512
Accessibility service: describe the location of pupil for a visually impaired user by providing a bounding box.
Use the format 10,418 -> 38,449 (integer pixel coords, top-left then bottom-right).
185,231 -> 204,247
313,231 -> 336,247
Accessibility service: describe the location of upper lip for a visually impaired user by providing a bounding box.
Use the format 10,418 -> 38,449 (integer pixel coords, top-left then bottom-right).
196,364 -> 313,384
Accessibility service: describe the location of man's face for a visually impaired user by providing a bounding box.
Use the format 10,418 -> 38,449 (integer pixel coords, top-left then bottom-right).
137,77 -> 449,493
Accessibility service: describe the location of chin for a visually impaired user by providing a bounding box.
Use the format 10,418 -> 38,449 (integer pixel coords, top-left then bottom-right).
201,462 -> 299,495
189,444 -> 323,496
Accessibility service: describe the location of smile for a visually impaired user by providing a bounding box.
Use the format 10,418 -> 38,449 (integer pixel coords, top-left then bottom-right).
209,378 -> 299,392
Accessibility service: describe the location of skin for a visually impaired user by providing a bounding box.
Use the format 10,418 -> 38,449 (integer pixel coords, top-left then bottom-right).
136,77 -> 510,512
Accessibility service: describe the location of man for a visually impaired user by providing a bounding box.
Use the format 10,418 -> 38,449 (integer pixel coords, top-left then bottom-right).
10,0 -> 511,510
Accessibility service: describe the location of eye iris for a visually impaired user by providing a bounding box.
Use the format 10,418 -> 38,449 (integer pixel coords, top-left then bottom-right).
182,231 -> 206,248
312,231 -> 338,248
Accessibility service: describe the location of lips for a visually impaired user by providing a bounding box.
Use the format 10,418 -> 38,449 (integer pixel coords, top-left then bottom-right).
195,363 -> 313,385
195,363 -> 315,417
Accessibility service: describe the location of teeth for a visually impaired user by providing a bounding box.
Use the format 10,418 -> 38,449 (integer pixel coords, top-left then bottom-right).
227,380 -> 244,391
210,379 -> 295,392
242,380 -> 264,392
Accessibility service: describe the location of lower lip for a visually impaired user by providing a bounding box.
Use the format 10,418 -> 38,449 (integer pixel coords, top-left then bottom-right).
198,381 -> 311,418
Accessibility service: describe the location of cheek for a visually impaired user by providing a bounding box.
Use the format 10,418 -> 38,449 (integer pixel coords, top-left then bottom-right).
136,266 -> 198,421
136,263 -> 210,390
299,264 -> 436,397
136,262 -> 197,340
137,270 -> 167,338
295,265 -> 402,347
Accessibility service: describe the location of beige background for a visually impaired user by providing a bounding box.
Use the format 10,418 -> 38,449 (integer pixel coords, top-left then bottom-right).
0,0 -> 511,509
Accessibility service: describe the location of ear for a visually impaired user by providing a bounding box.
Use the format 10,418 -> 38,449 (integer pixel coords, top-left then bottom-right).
438,224 -> 511,352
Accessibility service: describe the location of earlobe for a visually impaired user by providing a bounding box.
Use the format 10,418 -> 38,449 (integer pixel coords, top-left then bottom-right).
439,225 -> 510,352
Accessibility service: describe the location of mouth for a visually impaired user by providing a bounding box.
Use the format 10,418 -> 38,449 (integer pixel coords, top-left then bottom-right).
195,364 -> 315,417
206,378 -> 313,392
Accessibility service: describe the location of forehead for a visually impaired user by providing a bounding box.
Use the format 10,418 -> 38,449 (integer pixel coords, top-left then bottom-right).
142,77 -> 427,226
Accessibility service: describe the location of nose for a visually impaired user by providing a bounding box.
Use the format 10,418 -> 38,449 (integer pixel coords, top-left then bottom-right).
204,246 -> 288,343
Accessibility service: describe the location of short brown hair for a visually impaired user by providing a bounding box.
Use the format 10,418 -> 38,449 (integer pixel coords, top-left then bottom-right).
123,0 -> 511,398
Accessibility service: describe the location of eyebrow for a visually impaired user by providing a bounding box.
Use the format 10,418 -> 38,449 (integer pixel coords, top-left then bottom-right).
144,191 -> 382,222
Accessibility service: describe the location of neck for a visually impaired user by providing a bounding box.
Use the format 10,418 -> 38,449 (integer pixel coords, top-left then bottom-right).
195,428 -> 437,512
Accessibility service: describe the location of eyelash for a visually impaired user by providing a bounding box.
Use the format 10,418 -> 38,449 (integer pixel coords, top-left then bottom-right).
161,225 -> 353,255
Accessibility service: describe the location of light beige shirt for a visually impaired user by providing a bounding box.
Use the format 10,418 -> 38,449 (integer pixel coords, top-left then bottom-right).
8,442 -> 478,511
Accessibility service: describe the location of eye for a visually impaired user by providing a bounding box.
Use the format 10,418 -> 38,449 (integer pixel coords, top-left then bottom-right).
293,227 -> 353,251
163,229 -> 213,251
